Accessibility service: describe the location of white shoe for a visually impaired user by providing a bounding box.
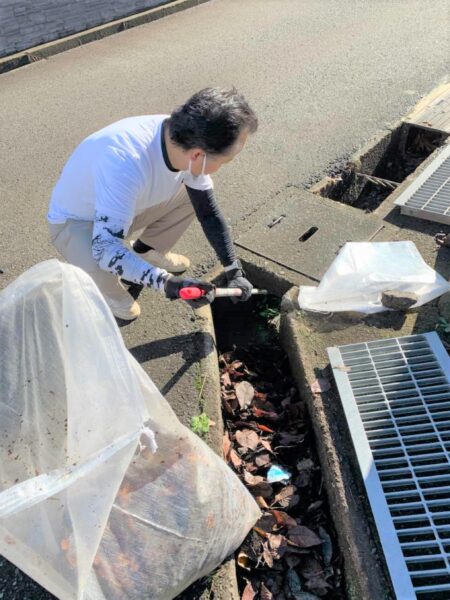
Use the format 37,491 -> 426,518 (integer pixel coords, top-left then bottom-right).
134,248 -> 190,274
106,297 -> 141,321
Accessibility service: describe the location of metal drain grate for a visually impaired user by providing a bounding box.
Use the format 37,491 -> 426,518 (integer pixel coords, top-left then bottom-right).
328,332 -> 450,599
394,144 -> 450,225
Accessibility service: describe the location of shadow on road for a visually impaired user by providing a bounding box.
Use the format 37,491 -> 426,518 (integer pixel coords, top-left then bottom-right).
129,331 -> 216,395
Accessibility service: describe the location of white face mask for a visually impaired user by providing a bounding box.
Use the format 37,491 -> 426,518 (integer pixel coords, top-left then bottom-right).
188,154 -> 207,177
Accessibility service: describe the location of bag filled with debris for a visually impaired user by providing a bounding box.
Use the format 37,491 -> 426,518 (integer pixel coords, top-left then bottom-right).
0,260 -> 260,599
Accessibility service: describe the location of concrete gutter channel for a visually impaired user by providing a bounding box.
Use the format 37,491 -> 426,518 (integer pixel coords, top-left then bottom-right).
193,130 -> 450,598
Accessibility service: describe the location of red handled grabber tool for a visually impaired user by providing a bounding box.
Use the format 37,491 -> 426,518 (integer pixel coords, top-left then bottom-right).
179,286 -> 268,301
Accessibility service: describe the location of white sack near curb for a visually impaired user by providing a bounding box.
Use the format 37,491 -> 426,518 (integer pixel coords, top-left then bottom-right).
0,260 -> 260,600
298,241 -> 450,314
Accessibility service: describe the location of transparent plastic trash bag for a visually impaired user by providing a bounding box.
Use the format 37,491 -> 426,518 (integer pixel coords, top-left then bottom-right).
0,260 -> 260,599
298,241 -> 450,314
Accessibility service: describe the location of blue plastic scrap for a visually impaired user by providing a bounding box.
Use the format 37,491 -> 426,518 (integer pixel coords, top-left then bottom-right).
267,465 -> 291,483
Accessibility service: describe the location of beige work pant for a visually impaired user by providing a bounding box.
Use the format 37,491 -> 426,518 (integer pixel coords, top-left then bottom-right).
48,185 -> 195,305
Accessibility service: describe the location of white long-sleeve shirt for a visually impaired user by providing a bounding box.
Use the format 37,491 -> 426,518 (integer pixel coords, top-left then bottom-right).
48,115 -> 213,289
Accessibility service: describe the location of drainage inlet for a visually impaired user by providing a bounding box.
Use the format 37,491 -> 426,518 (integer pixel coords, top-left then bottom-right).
313,124 -> 448,213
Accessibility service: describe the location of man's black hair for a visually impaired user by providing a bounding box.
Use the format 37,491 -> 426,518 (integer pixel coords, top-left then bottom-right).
169,87 -> 258,155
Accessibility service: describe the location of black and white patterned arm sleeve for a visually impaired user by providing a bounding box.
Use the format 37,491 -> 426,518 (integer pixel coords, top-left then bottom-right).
91,212 -> 169,290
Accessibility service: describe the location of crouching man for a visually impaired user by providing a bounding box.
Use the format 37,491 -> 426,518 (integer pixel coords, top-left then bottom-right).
47,87 -> 258,320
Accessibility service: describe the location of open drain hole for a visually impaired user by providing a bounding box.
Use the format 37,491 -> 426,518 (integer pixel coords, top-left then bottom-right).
209,294 -> 346,599
299,226 -> 318,242
311,123 -> 448,212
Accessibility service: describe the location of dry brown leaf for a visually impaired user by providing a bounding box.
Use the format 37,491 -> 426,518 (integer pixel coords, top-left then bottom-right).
307,500 -> 323,513
260,582 -> 273,600
236,381 -> 255,409
270,509 -> 298,529
223,432 -> 231,460
236,429 -> 260,451
277,433 -> 304,447
255,495 -> 270,509
229,449 -> 243,469
244,471 -> 264,486
318,525 -> 333,566
252,407 -> 278,420
221,371 -> 232,387
310,377 -> 331,394
221,383 -> 236,400
255,453 -> 271,467
260,439 -> 274,454
296,470 -> 311,488
288,525 -> 323,548
250,481 -> 273,499
273,485 -> 299,509
300,556 -> 324,580
256,514 -> 277,533
305,575 -> 331,595
284,568 -> 303,598
222,388 -> 237,399
245,461 -> 259,473
268,533 -> 287,560
262,541 -> 274,568
237,551 -> 251,571
220,358 -> 231,369
222,398 -> 236,416
241,581 -> 257,600
253,526 -> 269,539
254,391 -> 269,404
257,424 -> 275,433
284,552 -> 302,568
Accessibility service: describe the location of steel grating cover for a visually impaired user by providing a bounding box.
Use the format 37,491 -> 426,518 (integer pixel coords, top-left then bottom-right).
394,144 -> 450,225
328,332 -> 450,599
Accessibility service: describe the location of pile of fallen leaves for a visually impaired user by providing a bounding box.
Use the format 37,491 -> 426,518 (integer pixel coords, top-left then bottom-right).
220,344 -> 345,600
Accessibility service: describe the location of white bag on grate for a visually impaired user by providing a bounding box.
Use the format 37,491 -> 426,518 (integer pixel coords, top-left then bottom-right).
0,260 -> 260,599
298,241 -> 450,314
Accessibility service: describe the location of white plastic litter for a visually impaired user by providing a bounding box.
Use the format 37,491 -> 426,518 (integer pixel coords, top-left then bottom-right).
0,260 -> 260,600
298,241 -> 450,314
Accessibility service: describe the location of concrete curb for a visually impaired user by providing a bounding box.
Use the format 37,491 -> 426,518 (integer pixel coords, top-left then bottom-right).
0,0 -> 210,75
279,290 -> 394,600
190,303 -> 240,600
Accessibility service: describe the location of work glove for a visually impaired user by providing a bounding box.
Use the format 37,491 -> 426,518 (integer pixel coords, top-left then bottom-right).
435,232 -> 450,248
225,260 -> 253,303
164,275 -> 216,308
